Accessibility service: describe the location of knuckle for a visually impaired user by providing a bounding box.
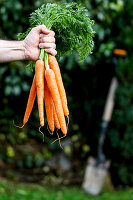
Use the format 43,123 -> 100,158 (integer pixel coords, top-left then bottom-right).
38,24 -> 45,29
32,27 -> 36,31
41,24 -> 46,29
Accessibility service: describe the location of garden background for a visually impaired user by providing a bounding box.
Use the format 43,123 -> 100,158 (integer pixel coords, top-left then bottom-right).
0,0 -> 133,199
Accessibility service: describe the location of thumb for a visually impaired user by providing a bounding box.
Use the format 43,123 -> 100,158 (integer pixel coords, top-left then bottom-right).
36,25 -> 50,34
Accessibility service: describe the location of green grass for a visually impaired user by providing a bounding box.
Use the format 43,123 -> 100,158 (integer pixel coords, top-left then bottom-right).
0,178 -> 133,200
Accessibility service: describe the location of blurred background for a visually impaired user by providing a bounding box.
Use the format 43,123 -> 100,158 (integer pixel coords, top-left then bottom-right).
0,0 -> 133,199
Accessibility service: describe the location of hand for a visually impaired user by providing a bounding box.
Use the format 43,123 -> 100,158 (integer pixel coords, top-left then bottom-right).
23,25 -> 57,61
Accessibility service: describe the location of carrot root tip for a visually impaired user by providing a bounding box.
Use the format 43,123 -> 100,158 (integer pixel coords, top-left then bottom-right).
51,132 -> 66,149
66,115 -> 69,130
39,126 -> 44,143
13,120 -> 25,129
56,131 -> 63,149
47,124 -> 54,136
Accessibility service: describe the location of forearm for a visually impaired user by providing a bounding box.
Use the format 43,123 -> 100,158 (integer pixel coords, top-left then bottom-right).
0,40 -> 26,63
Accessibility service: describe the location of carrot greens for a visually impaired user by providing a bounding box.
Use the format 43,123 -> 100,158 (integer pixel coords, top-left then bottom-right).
17,2 -> 95,70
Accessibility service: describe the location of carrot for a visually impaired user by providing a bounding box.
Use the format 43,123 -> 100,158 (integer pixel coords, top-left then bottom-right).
48,55 -> 69,116
53,104 -> 60,130
45,68 -> 67,135
44,79 -> 54,133
23,75 -> 36,125
35,60 -> 45,127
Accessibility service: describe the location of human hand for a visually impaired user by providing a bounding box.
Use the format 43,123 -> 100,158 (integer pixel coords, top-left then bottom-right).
23,25 -> 57,61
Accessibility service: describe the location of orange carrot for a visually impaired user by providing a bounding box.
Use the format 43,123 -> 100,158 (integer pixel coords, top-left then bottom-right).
44,79 -> 54,133
23,75 -> 36,125
48,55 -> 69,116
35,60 -> 45,127
45,68 -> 67,135
53,104 -> 60,130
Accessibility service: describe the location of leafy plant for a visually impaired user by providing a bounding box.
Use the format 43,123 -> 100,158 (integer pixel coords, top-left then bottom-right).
17,2 -> 95,69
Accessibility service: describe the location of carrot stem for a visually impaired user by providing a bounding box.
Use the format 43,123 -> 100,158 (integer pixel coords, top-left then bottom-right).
39,48 -> 45,61
39,48 -> 49,69
44,51 -> 49,70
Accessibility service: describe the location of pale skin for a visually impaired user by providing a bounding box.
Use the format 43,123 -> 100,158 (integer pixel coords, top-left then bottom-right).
0,25 -> 57,63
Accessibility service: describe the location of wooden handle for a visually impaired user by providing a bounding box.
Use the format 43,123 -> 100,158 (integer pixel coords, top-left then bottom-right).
102,77 -> 118,122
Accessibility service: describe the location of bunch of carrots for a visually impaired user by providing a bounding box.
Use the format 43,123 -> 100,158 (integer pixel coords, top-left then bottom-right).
17,3 -> 95,141
22,54 -> 69,138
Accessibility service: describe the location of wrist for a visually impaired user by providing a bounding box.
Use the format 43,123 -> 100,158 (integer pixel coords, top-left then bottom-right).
21,40 -> 29,60
0,40 -> 28,63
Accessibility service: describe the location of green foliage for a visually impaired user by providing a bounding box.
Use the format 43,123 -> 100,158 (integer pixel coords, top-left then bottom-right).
18,2 -> 95,65
0,0 -> 42,39
0,179 -> 133,200
107,55 -> 133,186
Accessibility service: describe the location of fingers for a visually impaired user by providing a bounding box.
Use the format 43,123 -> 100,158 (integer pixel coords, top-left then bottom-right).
34,25 -> 50,34
39,36 -> 55,43
40,32 -> 55,42
44,48 -> 57,56
39,30 -> 57,56
39,43 -> 56,49
40,31 -> 55,37
39,44 -> 57,56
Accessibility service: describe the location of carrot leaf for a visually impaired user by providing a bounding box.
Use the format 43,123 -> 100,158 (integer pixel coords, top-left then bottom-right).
18,3 -> 95,70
